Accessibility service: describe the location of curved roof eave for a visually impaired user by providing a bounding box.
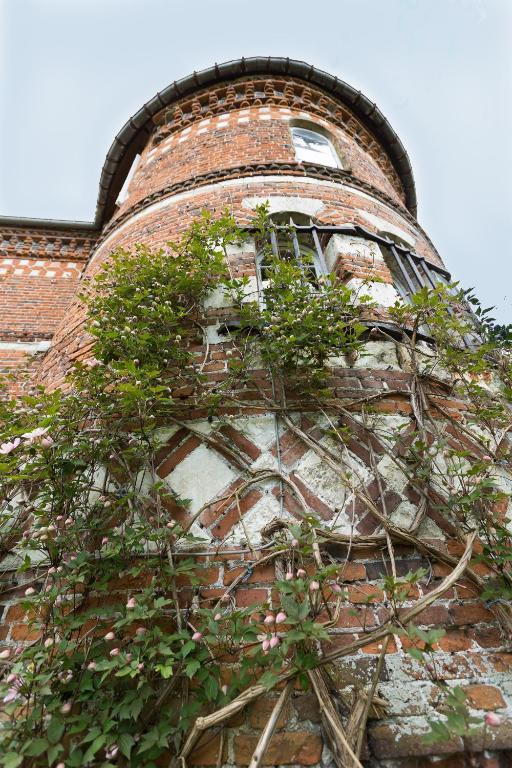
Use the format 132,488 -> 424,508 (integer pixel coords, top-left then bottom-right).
95,57 -> 417,227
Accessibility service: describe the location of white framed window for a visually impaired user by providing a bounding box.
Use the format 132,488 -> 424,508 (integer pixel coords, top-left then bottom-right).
115,153 -> 141,205
291,126 -> 339,168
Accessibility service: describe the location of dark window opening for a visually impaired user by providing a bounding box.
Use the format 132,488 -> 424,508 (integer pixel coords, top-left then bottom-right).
256,214 -> 329,290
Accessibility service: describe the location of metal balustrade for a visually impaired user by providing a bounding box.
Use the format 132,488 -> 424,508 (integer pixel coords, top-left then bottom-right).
249,219 -> 451,301
236,220 -> 479,347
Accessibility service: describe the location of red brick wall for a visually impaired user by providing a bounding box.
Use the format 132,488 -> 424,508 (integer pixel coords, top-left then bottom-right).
0,226 -> 94,394
118,105 -> 403,219
2,75 -> 509,768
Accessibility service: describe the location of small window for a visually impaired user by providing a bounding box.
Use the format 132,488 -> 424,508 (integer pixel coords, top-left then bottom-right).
291,126 -> 339,168
256,214 -> 328,292
115,154 -> 141,206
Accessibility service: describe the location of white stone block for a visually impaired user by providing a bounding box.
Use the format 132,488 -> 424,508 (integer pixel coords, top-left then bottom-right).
352,340 -> 401,370
242,196 -> 324,218
324,233 -> 384,273
162,442 -> 236,514
347,276 -> 400,308
357,209 -> 417,246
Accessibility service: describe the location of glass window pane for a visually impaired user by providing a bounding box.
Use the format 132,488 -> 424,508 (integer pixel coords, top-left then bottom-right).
291,127 -> 339,168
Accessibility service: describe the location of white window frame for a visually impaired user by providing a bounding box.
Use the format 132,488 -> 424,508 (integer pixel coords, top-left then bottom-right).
290,126 -> 340,169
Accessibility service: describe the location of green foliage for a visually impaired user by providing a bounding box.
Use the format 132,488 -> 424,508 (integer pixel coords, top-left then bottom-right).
0,205 -> 510,764
223,205 -> 373,392
424,686 -> 481,744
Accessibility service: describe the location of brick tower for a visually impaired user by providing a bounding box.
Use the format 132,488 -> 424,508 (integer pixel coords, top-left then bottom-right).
0,59 -> 510,766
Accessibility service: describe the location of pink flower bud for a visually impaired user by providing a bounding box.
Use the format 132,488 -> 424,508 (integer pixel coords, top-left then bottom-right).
135,627 -> 147,637
291,538 -> 299,547
125,654 -> 132,662
6,673 -> 16,683
87,662 -> 97,670
263,614 -> 275,626
126,597 -> 137,609
61,702 -> 72,714
269,635 -> 280,649
104,632 -> 115,641
261,639 -> 270,652
101,537 -> 109,546
214,613 -> 222,621
110,648 -> 120,657
485,712 -> 501,726
221,684 -> 228,695
105,745 -> 118,760
137,662 -> 144,671
48,567 -> 56,574
297,569 -> 307,578
56,763 -> 65,768
285,572 -> 294,581
3,688 -> 18,704
64,518 -> 73,526
0,649 -> 10,660
24,587 -> 36,596
44,638 -> 54,648
309,581 -> 320,592
192,632 -> 202,642
275,612 -> 287,624
332,583 -> 343,594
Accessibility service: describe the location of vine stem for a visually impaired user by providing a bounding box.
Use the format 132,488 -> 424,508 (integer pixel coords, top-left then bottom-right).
247,681 -> 293,768
178,532 -> 475,763
308,667 -> 363,768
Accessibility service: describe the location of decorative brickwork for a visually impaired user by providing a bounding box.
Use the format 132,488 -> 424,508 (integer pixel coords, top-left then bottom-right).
0,225 -> 94,389
149,78 -> 404,201
0,61 -> 510,768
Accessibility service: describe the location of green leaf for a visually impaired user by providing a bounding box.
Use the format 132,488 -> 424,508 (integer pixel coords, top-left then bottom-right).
47,718 -> 65,745
181,640 -> 196,658
118,733 -> 135,759
407,648 -> 425,662
83,734 -> 106,763
22,739 -> 48,757
47,744 -> 64,765
1,753 -> 23,768
259,671 -> 279,690
204,675 -> 218,701
185,659 -> 201,678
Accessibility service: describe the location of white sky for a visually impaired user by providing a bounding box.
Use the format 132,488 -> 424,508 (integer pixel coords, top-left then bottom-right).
1,0 -> 511,322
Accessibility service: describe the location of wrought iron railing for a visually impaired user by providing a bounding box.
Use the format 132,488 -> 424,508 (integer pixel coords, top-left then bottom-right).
249,221 -> 451,302
238,221 -> 481,347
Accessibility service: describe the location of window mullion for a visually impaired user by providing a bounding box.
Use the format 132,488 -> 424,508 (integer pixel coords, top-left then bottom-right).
311,227 -> 328,275
269,229 -> 279,258
404,252 -> 427,288
291,227 -> 305,271
390,244 -> 416,299
419,260 -> 439,289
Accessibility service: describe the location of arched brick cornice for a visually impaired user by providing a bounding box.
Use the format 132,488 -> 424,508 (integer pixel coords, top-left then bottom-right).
96,58 -> 417,226
149,77 -> 404,203
93,163 -> 436,259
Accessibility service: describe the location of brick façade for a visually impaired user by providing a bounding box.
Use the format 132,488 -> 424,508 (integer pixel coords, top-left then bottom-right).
0,59 -> 510,767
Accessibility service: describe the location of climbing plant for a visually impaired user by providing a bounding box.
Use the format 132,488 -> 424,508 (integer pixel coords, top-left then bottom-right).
0,206 -> 510,767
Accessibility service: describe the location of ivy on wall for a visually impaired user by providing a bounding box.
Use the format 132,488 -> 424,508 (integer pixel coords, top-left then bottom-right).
0,207 -> 510,768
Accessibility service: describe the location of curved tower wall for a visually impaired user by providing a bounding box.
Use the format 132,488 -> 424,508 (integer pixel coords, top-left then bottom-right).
38,77 -> 442,389
1,64 -> 510,767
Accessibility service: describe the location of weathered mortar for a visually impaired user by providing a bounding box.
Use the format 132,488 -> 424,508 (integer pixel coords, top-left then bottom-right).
1,60 -> 510,767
